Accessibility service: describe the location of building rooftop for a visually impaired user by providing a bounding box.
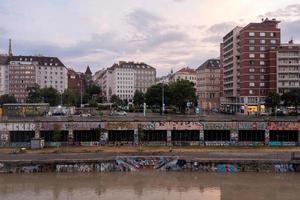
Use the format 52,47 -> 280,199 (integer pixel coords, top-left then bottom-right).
196,59 -> 220,71
108,61 -> 155,70
176,67 -> 196,74
8,56 -> 65,67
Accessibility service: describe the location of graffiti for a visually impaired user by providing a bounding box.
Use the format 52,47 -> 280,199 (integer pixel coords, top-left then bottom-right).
267,122 -> 300,131
104,122 -> 136,130
21,165 -> 40,173
269,142 -> 297,147
274,164 -> 294,173
56,164 -> 94,173
205,141 -> 230,146
202,122 -> 235,130
217,164 -> 237,173
230,131 -> 238,143
0,132 -> 9,142
238,142 -> 265,146
10,142 -> 30,148
154,122 -> 202,130
116,156 -> 180,171
238,122 -> 266,130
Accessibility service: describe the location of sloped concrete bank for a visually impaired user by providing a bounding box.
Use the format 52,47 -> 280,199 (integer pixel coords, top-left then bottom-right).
1,156 -> 300,173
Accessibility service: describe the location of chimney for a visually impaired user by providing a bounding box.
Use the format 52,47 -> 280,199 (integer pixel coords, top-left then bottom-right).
8,39 -> 12,56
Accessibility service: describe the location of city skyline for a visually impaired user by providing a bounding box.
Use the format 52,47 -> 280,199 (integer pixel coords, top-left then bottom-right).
0,0 -> 300,76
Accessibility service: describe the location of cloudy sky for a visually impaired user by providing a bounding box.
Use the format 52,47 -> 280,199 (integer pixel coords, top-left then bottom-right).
0,0 -> 300,76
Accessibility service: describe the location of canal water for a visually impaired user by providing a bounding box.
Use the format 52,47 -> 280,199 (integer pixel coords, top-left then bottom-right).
0,172 -> 299,200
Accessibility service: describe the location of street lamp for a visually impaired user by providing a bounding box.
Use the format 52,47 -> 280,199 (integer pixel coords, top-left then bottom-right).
161,82 -> 165,115
80,79 -> 83,108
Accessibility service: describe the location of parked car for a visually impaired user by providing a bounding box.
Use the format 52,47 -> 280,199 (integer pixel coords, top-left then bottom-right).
80,113 -> 91,117
110,111 -> 127,116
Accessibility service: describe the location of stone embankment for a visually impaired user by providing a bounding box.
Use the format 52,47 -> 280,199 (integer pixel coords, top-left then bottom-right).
0,152 -> 299,174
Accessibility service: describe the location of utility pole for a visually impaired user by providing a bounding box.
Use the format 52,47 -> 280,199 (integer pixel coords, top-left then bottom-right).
80,79 -> 83,108
162,82 -> 165,115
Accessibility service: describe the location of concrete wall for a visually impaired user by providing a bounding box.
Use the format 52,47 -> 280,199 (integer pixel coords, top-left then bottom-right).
0,121 -> 299,147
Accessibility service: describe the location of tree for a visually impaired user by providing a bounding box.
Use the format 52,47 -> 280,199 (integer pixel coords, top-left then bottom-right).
0,94 -> 17,106
26,84 -> 43,103
282,88 -> 300,111
62,89 -> 79,106
145,84 -> 171,107
110,95 -> 123,106
133,90 -> 145,107
40,87 -> 60,106
169,80 -> 197,113
265,91 -> 281,113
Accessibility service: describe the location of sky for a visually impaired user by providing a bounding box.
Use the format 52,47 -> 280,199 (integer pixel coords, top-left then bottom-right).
0,0 -> 300,76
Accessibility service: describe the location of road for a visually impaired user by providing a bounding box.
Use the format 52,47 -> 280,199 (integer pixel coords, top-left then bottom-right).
0,152 -> 299,162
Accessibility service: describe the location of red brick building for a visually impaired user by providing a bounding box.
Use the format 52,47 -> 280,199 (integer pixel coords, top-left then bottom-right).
221,18 -> 281,113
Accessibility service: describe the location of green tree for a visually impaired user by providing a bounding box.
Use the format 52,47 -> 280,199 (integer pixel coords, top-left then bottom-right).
40,87 -> 60,106
282,88 -> 300,111
133,90 -> 145,107
0,94 -> 17,106
62,89 -> 79,106
145,84 -> 171,107
110,94 -> 123,106
169,80 -> 196,113
26,84 -> 43,103
265,91 -> 281,113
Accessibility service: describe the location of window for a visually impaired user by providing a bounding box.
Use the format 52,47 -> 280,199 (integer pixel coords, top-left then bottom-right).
261,68 -> 266,73
249,90 -> 253,94
249,82 -> 255,87
260,32 -> 266,37
260,61 -> 265,65
249,54 -> 255,58
260,82 -> 265,87
260,75 -> 265,80
249,68 -> 255,72
249,75 -> 255,80
249,32 -> 255,36
271,39 -> 276,44
260,54 -> 265,58
260,40 -> 265,44
249,46 -> 255,51
249,39 -> 255,44
260,46 -> 266,51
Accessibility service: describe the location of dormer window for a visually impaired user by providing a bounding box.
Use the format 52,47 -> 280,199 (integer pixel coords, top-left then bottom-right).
50,63 -> 53,66
45,63 -> 47,65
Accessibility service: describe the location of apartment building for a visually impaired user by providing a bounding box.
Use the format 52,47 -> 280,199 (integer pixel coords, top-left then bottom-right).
221,18 -> 281,113
171,67 -> 197,85
99,61 -> 156,102
196,59 -> 221,110
0,56 -> 9,95
277,40 -> 300,95
221,26 -> 242,112
3,56 -> 68,102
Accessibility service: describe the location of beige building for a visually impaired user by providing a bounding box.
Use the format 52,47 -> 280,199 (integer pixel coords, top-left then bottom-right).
99,61 -> 156,102
171,67 -> 197,85
196,59 -> 221,110
277,40 -> 300,95
2,56 -> 68,102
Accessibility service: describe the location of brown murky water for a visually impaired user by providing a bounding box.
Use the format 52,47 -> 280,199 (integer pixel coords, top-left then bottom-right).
0,172 -> 299,200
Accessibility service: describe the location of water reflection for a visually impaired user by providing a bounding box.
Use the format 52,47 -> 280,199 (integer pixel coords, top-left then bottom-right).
0,172 -> 299,200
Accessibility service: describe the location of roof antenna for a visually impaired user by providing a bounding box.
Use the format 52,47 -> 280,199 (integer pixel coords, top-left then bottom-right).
8,38 -> 13,56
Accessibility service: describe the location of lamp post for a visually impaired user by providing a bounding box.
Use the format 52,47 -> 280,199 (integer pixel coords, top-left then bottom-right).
80,79 -> 83,108
162,82 -> 165,115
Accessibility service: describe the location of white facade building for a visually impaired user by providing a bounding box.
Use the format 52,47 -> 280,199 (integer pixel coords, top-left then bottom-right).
99,61 -> 156,102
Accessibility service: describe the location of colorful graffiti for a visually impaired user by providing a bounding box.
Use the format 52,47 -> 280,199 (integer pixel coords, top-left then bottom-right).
202,122 -> 235,130
267,122 -> 300,131
238,122 -> 266,130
